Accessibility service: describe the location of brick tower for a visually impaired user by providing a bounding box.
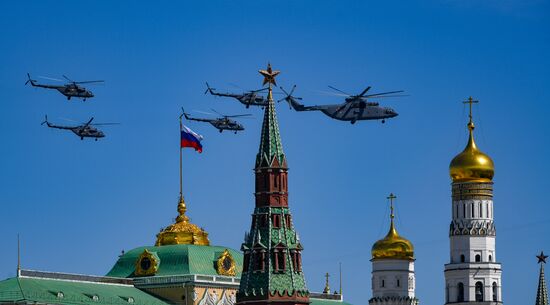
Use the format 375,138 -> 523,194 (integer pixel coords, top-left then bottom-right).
236,64 -> 309,305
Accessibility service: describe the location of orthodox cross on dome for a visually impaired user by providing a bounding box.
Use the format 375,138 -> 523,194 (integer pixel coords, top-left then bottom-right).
259,63 -> 280,87
538,251 -> 549,264
463,96 -> 479,129
387,193 -> 397,220
323,273 -> 331,294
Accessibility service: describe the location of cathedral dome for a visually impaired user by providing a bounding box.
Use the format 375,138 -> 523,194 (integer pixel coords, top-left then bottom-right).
449,122 -> 494,183
371,206 -> 414,260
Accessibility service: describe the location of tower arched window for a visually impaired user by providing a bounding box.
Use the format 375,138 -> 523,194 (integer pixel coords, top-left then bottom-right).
475,254 -> 481,262
475,281 -> 484,301
463,203 -> 466,218
492,282 -> 498,301
488,254 -> 492,262
479,203 -> 483,218
457,282 -> 464,302
446,284 -> 449,303
381,279 -> 385,288
460,254 -> 465,263
471,203 -> 475,218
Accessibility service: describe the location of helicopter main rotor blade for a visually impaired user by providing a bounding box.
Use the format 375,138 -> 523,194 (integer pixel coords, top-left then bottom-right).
91,123 -> 120,126
194,110 -> 217,116
74,80 -> 105,84
357,86 -> 372,97
38,76 -> 64,82
62,75 -> 73,82
225,114 -> 252,118
367,94 -> 410,98
328,85 -> 351,96
364,90 -> 405,97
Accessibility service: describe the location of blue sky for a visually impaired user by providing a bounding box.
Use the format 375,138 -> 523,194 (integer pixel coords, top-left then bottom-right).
1,1 -> 549,304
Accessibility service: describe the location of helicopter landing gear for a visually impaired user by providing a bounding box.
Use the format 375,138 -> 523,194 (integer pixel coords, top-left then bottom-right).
351,120 -> 356,125
67,96 -> 71,100
234,131 -> 237,134
81,137 -> 84,140
95,138 -> 98,141
382,119 -> 385,124
219,129 -> 223,133
83,98 -> 86,102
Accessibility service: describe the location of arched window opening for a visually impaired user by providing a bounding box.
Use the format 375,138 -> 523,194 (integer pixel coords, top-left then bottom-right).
492,282 -> 498,301
479,203 -> 483,218
460,254 -> 465,263
489,255 -> 492,262
381,279 -> 385,288
446,285 -> 449,303
475,282 -> 484,301
471,203 -> 475,217
397,279 -> 400,287
272,214 -> 281,228
475,254 -> 481,262
457,282 -> 464,302
243,253 -> 250,272
463,203 -> 466,218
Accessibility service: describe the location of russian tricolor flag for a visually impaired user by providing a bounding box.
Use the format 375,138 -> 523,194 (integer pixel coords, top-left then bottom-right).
181,125 -> 203,153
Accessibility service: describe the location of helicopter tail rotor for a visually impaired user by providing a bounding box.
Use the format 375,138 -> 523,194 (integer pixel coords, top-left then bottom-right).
25,73 -> 37,86
278,85 -> 303,109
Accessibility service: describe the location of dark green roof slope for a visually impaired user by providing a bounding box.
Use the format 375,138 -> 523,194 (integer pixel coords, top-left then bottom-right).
256,94 -> 285,168
106,244 -> 242,278
0,276 -> 168,305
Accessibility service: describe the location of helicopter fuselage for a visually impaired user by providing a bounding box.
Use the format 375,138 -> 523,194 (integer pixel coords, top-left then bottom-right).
56,85 -> 94,99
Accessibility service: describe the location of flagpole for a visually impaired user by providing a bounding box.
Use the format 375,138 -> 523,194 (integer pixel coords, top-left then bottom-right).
179,110 -> 183,199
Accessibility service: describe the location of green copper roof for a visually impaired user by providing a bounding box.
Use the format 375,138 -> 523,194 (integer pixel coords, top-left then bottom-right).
0,276 -> 168,305
256,90 -> 285,168
106,244 -> 242,278
310,297 -> 353,305
537,264 -> 549,305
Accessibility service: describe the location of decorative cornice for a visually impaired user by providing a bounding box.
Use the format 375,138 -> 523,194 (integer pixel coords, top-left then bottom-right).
450,219 -> 496,236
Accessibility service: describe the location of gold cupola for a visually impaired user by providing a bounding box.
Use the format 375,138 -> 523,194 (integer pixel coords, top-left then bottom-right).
449,97 -> 494,183
371,194 -> 414,260
155,196 -> 210,246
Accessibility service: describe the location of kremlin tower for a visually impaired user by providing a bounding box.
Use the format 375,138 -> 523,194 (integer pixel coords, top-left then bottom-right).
444,98 -> 502,304
370,194 -> 419,305
236,64 -> 309,305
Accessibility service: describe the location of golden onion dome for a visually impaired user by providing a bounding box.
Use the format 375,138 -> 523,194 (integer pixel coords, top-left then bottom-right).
155,196 -> 210,246
449,121 -> 494,183
371,199 -> 414,260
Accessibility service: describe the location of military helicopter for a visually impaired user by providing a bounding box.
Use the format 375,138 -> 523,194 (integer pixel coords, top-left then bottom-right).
26,73 -> 104,101
183,109 -> 250,133
279,85 -> 404,124
205,82 -> 269,108
41,115 -> 118,140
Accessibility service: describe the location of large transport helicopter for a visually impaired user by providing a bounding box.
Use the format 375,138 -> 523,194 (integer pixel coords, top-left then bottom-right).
279,85 -> 404,124
41,116 -> 118,140
183,109 -> 249,133
204,82 -> 269,108
26,73 -> 104,101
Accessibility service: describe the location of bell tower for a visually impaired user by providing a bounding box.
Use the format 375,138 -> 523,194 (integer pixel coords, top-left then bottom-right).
236,64 -> 309,305
444,98 -> 502,305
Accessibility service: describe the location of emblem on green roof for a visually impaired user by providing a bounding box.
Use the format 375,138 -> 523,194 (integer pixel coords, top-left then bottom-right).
135,249 -> 159,276
216,249 -> 236,276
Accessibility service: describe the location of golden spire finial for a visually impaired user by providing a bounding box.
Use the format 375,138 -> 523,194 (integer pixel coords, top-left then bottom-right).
323,272 -> 331,294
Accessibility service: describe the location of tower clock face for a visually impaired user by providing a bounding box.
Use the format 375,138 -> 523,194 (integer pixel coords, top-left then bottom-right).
140,257 -> 151,271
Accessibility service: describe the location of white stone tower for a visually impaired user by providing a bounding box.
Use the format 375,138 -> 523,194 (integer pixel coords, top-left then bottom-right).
370,194 -> 419,305
445,98 -> 502,304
